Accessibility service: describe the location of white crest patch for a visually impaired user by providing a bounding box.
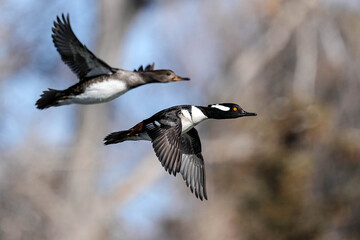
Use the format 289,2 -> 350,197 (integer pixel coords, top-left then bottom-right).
211,104 -> 230,111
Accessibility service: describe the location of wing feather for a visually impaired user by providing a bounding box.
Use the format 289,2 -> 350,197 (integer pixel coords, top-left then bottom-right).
52,13 -> 116,80
180,128 -> 207,200
145,112 -> 182,175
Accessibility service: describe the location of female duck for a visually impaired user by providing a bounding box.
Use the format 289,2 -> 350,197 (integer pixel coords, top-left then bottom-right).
36,14 -> 189,109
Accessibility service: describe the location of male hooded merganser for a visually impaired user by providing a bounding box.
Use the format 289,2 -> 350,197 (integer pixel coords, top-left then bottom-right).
104,103 -> 257,200
35,14 -> 189,109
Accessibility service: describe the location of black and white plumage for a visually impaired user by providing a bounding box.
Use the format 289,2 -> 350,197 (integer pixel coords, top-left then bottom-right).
36,13 -> 189,109
104,103 -> 257,200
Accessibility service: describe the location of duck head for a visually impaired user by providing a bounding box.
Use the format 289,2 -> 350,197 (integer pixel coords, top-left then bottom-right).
144,70 -> 190,83
200,103 -> 257,119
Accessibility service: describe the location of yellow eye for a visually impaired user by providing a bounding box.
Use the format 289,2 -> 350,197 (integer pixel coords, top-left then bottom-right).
233,107 -> 237,111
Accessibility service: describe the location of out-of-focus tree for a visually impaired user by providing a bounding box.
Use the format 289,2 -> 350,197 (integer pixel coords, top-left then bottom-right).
1,0 -> 360,240
155,1 -> 360,240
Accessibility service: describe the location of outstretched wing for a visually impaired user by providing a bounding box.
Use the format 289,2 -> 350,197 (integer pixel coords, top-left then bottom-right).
145,111 -> 182,176
180,128 -> 207,200
52,13 -> 116,81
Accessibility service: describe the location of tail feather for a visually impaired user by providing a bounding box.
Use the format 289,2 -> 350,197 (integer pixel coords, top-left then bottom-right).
104,130 -> 132,145
35,89 -> 64,109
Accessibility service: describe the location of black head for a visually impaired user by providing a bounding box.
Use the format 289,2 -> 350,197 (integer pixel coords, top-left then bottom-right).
203,103 -> 257,119
146,70 -> 190,83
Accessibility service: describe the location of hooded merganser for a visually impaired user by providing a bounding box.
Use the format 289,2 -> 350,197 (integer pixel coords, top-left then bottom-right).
104,103 -> 257,200
35,14 -> 189,109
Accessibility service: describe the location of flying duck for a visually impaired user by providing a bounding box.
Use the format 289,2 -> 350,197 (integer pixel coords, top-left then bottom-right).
35,14 -> 189,109
104,103 -> 257,200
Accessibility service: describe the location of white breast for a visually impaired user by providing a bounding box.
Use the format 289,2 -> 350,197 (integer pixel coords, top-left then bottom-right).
180,109 -> 193,133
179,107 -> 208,133
191,106 -> 207,124
72,79 -> 128,104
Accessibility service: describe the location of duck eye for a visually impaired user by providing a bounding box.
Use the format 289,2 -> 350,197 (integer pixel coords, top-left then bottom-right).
233,107 -> 238,111
166,72 -> 171,76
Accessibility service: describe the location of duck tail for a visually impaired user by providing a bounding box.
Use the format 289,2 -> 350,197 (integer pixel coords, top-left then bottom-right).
35,89 -> 65,109
104,122 -> 144,145
104,130 -> 133,145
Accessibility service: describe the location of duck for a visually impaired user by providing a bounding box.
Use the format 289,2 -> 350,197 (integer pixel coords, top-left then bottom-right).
35,13 -> 189,109
104,103 -> 257,200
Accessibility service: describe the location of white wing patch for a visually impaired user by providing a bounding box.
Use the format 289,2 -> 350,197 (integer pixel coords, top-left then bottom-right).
211,104 -> 230,111
154,120 -> 161,127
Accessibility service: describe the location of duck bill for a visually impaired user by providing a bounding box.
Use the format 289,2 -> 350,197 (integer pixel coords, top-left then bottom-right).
243,111 -> 257,117
173,76 -> 190,81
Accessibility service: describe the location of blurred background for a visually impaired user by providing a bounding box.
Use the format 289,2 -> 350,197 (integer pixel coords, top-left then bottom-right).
1,0 -> 360,239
